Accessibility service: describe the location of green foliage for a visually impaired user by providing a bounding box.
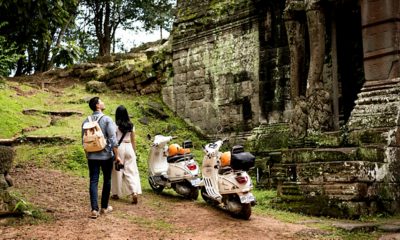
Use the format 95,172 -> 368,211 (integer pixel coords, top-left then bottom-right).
52,40 -> 83,67
0,0 -> 79,73
9,194 -> 52,224
79,0 -> 175,56
0,23 -> 21,76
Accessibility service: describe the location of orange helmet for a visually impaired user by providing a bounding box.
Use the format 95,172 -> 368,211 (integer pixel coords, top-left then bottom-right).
168,143 -> 181,156
220,151 -> 231,167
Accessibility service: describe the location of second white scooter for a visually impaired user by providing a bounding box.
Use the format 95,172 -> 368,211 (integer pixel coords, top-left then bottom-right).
200,139 -> 256,219
147,135 -> 200,200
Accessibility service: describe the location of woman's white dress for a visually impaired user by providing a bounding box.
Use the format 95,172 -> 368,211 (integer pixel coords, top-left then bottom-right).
111,127 -> 142,196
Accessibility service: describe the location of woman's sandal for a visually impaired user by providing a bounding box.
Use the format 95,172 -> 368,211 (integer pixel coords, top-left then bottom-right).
131,194 -> 138,204
111,194 -> 119,200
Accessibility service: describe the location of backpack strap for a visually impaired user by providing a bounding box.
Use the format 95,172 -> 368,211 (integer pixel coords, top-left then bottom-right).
86,114 -> 104,123
118,131 -> 128,146
95,114 -> 105,123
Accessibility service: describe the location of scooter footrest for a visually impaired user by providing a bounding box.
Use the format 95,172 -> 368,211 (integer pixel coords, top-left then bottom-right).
152,176 -> 165,184
204,177 -> 222,200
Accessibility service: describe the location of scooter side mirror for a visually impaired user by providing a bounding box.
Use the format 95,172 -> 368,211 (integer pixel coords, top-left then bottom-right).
182,140 -> 192,149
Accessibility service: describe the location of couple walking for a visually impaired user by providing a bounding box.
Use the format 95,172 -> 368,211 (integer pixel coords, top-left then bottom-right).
81,97 -> 142,219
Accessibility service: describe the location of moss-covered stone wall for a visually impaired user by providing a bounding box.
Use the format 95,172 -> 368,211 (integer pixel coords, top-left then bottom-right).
164,0 -> 260,135
168,0 -> 400,218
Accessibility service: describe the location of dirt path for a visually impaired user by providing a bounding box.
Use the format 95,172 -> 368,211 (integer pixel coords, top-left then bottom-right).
0,166 -> 322,240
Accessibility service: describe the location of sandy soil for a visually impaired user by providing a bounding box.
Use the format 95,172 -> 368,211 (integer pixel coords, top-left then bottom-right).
0,165 -> 325,240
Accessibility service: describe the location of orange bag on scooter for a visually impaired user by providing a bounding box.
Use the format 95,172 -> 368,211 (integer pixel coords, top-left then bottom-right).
168,143 -> 181,156
220,151 -> 231,167
178,148 -> 191,155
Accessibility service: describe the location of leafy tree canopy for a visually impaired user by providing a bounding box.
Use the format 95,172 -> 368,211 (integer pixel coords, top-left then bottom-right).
0,0 -> 175,75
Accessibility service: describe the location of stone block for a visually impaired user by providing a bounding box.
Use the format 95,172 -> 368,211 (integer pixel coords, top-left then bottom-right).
361,0 -> 399,26
348,129 -> 387,146
362,22 -> 397,54
193,69 -> 205,79
286,148 -> 357,164
299,183 -> 370,201
174,73 -> 187,84
295,161 -> 385,184
173,50 -> 188,60
363,54 -> 399,81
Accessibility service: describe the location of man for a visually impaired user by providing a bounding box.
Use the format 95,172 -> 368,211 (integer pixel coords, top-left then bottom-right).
82,97 -> 120,219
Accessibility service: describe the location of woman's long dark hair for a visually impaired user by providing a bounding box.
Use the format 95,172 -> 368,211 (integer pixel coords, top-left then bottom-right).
115,105 -> 133,133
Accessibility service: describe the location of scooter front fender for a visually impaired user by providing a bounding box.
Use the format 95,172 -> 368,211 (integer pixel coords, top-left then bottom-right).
237,192 -> 256,204
189,177 -> 201,187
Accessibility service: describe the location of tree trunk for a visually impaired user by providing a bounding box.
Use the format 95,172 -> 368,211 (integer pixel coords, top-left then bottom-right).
48,14 -> 75,68
99,38 -> 111,56
14,57 -> 24,77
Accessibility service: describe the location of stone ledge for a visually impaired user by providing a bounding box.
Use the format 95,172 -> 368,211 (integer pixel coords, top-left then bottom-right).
333,222 -> 400,233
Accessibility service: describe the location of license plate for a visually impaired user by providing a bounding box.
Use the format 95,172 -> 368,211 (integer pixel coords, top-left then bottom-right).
239,193 -> 255,203
190,178 -> 201,186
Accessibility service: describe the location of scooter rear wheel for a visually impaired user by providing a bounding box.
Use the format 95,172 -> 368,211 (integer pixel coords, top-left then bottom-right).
148,176 -> 164,194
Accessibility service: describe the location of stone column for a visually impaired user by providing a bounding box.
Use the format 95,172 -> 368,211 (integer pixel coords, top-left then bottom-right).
347,0 -> 400,213
360,0 -> 399,86
305,0 -> 326,95
284,0 -> 306,100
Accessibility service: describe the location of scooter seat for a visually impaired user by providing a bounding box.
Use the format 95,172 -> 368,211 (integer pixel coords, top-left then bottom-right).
167,154 -> 193,163
218,166 -> 232,175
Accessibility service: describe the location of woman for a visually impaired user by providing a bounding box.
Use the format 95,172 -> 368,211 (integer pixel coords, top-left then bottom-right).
111,105 -> 142,204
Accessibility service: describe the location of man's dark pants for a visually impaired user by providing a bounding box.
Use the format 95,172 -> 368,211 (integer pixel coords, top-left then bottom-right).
88,158 -> 113,211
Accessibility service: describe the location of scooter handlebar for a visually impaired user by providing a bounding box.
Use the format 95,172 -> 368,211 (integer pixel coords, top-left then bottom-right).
153,135 -> 174,145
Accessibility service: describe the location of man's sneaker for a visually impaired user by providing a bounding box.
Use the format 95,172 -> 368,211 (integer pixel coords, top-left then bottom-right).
100,206 -> 113,214
90,210 -> 100,219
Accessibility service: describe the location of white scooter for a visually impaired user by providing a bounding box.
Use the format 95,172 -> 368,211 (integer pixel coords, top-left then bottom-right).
199,139 -> 256,219
147,135 -> 200,200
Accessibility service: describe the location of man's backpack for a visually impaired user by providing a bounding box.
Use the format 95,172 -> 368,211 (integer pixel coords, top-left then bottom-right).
82,115 -> 107,152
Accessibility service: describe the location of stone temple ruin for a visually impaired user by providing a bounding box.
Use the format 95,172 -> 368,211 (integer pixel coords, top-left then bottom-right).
163,0 -> 400,217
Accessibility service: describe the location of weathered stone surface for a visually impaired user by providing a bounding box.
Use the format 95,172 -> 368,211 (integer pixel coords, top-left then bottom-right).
0,146 -> 14,174
81,67 -> 108,80
378,225 -> 400,233
141,102 -> 169,120
85,80 -> 108,93
165,0 -> 276,135
333,222 -> 378,232
0,146 -> 16,213
167,0 -> 400,218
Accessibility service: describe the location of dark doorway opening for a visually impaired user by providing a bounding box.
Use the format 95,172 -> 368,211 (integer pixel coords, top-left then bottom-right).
335,1 -> 365,124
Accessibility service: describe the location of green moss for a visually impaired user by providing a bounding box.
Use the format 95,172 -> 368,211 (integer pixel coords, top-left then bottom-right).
305,132 -> 341,147
348,130 -> 386,146
246,124 -> 290,152
272,195 -> 364,218
356,147 -> 385,162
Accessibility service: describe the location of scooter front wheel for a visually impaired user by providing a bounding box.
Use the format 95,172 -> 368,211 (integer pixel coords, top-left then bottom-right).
189,186 -> 199,200
237,203 -> 252,220
148,176 -> 164,194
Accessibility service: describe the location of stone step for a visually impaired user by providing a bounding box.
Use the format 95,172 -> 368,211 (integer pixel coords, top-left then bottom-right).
333,222 -> 400,233
271,160 -> 385,184
281,146 -> 385,163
